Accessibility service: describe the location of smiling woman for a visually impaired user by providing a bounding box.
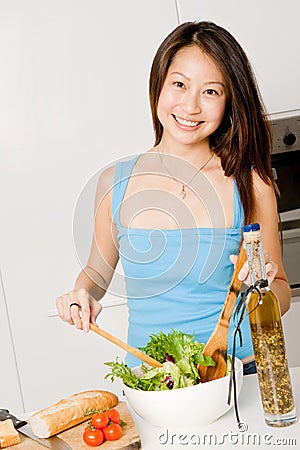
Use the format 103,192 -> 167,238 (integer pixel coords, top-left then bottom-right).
56,21 -> 291,376
157,46 -> 227,151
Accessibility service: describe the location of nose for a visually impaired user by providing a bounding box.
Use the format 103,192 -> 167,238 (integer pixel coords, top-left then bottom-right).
181,90 -> 202,115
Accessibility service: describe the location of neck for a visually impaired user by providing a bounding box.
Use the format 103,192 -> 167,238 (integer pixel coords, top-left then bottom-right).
156,135 -> 212,166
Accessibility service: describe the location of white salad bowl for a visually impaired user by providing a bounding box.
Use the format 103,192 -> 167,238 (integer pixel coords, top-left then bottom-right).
123,357 -> 243,428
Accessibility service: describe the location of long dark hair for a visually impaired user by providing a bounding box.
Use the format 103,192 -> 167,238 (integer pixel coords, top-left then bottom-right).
149,21 -> 276,224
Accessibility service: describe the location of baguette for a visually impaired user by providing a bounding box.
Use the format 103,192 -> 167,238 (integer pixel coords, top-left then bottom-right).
28,390 -> 118,438
0,419 -> 21,448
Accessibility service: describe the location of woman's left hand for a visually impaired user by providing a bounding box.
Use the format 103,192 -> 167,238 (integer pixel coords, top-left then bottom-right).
229,254 -> 278,286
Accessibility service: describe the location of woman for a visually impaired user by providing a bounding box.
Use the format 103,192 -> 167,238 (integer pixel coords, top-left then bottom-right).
56,21 -> 291,375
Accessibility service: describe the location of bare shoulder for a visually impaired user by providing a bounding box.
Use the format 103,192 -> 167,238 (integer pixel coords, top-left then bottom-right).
252,170 -> 290,295
251,170 -> 278,230
252,170 -> 276,202
96,163 -> 115,193
94,163 -> 116,215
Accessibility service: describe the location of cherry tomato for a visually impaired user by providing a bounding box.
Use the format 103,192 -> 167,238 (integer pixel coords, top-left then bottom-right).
103,423 -> 122,441
91,412 -> 109,429
107,408 -> 121,424
83,427 -> 104,447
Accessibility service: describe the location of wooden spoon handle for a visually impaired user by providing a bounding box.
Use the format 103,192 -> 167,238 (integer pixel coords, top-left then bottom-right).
89,323 -> 163,368
230,244 -> 247,294
220,244 -> 247,324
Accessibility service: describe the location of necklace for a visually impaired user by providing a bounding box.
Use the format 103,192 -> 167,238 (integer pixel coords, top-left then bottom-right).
157,150 -> 214,199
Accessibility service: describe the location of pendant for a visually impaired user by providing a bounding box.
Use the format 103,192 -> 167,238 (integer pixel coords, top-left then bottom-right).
180,185 -> 186,200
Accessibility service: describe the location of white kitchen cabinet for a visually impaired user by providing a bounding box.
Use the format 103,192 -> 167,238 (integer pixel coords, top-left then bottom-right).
178,0 -> 300,114
282,297 -> 300,368
0,269 -> 24,412
0,0 -> 179,412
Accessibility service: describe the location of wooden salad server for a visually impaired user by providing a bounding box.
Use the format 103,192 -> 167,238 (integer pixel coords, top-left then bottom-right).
89,322 -> 163,368
198,244 -> 247,383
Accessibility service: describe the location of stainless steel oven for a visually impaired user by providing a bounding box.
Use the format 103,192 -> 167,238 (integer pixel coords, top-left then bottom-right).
271,110 -> 300,297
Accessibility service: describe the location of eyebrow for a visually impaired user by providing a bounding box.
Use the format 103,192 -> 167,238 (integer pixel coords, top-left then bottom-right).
170,71 -> 225,87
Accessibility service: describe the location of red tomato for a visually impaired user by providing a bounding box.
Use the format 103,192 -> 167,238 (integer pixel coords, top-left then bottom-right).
103,423 -> 122,441
83,427 -> 104,447
107,408 -> 121,424
91,412 -> 109,429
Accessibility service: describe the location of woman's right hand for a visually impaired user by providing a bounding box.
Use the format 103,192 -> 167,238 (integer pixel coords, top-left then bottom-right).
56,288 -> 102,333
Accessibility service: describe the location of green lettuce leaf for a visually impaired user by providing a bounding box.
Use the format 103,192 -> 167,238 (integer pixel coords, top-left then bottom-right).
105,329 -> 224,391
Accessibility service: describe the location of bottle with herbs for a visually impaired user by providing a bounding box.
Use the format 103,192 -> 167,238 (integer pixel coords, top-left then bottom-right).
243,223 -> 297,427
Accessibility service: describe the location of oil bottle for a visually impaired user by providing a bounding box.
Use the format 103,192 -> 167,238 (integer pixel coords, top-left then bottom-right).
243,223 -> 297,427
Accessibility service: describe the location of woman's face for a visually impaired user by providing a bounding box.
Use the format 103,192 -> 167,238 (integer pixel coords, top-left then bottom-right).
157,45 -> 227,148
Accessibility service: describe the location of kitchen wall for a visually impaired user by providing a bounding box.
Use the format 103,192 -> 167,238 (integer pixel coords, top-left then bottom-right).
179,0 -> 300,113
0,0 -> 299,413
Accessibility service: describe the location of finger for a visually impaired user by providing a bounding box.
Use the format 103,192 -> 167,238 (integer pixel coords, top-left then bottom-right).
266,261 -> 278,285
69,292 -> 83,330
61,294 -> 75,324
243,274 -> 252,286
56,296 -> 64,320
90,300 -> 102,326
238,261 -> 249,282
77,288 -> 92,333
230,254 -> 238,265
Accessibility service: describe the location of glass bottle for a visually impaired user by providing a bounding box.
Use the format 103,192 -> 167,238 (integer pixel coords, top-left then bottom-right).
243,223 -> 297,427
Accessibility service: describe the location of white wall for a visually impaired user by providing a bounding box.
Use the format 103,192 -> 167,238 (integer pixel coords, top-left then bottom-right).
0,270 -> 24,412
0,1 -> 299,413
0,0 -> 178,412
178,0 -> 300,113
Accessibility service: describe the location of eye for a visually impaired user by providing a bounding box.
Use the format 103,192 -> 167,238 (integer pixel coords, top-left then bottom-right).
173,81 -> 185,89
204,89 -> 219,95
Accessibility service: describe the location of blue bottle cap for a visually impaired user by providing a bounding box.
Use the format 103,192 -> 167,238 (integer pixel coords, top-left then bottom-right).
243,223 -> 260,232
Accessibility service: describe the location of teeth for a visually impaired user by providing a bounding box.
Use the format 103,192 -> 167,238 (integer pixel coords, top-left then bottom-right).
175,116 -> 200,127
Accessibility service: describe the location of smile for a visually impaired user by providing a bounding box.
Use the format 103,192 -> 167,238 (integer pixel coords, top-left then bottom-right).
173,115 -> 201,127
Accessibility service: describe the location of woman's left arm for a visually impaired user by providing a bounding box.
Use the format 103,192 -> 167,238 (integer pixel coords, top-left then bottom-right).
249,171 -> 291,314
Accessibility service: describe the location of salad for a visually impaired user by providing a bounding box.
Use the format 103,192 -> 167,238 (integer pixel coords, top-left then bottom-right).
105,329 -> 232,391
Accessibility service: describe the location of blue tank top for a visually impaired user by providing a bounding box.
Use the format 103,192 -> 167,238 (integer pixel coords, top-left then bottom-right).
112,155 -> 253,367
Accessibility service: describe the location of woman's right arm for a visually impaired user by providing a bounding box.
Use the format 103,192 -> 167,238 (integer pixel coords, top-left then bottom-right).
56,165 -> 119,332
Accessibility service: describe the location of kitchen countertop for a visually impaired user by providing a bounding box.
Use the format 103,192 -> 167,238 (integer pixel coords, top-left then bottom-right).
128,366 -> 300,449
20,367 -> 299,449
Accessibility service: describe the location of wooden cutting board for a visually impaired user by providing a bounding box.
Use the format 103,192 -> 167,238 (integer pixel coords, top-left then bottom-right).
14,402 -> 141,449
